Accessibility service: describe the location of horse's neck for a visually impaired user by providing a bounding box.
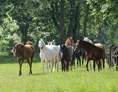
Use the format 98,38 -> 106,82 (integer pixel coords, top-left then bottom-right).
82,43 -> 94,52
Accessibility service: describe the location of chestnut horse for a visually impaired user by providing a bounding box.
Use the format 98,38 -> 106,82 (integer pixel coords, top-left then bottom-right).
65,37 -> 74,47
12,41 -> 35,76
75,40 -> 105,71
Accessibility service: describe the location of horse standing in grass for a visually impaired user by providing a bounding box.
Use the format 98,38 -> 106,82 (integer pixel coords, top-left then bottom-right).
75,40 -> 105,71
60,44 -> 73,71
72,48 -> 86,67
65,37 -> 86,67
11,41 -> 35,76
38,39 -> 60,73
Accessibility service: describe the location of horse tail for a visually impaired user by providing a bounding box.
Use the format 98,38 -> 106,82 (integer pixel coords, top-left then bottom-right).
26,41 -> 34,47
29,45 -> 35,59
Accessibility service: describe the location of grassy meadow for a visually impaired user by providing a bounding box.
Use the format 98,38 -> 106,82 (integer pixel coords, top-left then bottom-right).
0,54 -> 118,92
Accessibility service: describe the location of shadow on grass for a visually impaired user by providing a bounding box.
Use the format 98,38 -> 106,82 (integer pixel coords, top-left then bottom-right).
32,72 -> 49,76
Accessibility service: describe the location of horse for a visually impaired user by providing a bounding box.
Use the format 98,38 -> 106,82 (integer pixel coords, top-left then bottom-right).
65,37 -> 86,67
65,37 -> 75,47
60,44 -> 73,71
48,40 -> 56,45
72,48 -> 86,67
113,50 -> 118,71
48,39 -> 58,68
83,37 -> 106,70
11,41 -> 35,76
75,40 -> 105,71
38,39 -> 60,73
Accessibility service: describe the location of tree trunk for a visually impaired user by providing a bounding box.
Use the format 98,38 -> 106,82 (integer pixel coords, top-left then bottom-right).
83,4 -> 89,36
67,1 -> 80,42
50,0 -> 66,41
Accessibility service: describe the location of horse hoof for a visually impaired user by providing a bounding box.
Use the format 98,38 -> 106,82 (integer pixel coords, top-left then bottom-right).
19,74 -> 22,76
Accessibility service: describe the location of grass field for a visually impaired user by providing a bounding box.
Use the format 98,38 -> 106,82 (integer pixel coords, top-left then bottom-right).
0,55 -> 118,92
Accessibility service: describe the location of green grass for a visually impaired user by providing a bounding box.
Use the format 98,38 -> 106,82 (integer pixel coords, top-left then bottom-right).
0,55 -> 118,92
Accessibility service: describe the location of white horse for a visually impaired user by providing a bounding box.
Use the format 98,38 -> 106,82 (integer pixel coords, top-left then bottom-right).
38,39 -> 60,73
48,40 -> 56,45
83,37 -> 93,44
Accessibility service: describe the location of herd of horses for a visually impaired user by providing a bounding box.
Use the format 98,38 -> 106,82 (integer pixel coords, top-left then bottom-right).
11,37 -> 117,76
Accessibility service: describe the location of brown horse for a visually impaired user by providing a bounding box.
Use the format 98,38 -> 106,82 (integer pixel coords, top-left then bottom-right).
75,40 -> 105,71
12,41 -> 35,76
65,37 -> 75,47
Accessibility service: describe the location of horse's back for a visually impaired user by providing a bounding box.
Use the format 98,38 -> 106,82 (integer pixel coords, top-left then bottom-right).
24,45 -> 35,59
66,46 -> 74,58
40,45 -> 60,60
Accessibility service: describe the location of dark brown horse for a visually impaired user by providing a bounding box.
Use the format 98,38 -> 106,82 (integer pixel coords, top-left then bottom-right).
60,44 -> 73,71
12,41 -> 35,76
75,40 -> 105,71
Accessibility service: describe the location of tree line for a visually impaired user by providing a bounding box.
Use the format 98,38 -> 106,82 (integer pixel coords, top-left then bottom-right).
0,0 -> 118,51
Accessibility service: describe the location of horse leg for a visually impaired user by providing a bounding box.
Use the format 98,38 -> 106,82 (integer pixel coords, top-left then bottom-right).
52,59 -> 56,72
41,60 -> 44,73
86,59 -> 89,71
27,58 -> 32,75
55,59 -> 57,69
82,55 -> 84,66
99,60 -> 102,71
79,57 -> 81,67
77,58 -> 79,67
61,59 -> 64,72
18,59 -> 23,76
102,58 -> 105,69
64,60 -> 67,71
69,59 -> 72,71
93,61 -> 96,71
96,60 -> 100,71
46,60 -> 48,73
89,61 -> 92,71
56,59 -> 59,72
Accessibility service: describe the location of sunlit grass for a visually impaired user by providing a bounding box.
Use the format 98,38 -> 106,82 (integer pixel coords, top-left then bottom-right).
0,56 -> 118,92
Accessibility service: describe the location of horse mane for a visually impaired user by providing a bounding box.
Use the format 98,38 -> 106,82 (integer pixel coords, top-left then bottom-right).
81,40 -> 96,48
15,43 -> 24,48
83,37 -> 93,44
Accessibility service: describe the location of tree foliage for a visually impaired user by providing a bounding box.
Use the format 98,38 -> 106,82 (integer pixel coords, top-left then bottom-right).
0,0 -> 118,51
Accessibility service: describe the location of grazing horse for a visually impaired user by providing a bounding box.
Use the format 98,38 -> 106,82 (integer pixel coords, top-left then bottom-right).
11,41 -> 35,76
60,44 -> 73,71
75,40 -> 105,71
38,39 -> 60,73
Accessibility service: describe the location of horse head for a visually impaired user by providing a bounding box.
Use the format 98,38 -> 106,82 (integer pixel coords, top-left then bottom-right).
38,39 -> 45,49
12,43 -> 24,58
60,44 -> 67,58
74,40 -> 82,52
65,37 -> 74,46
48,40 -> 56,45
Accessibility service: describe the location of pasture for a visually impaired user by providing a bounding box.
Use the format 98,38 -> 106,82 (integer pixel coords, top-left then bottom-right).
0,54 -> 118,92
